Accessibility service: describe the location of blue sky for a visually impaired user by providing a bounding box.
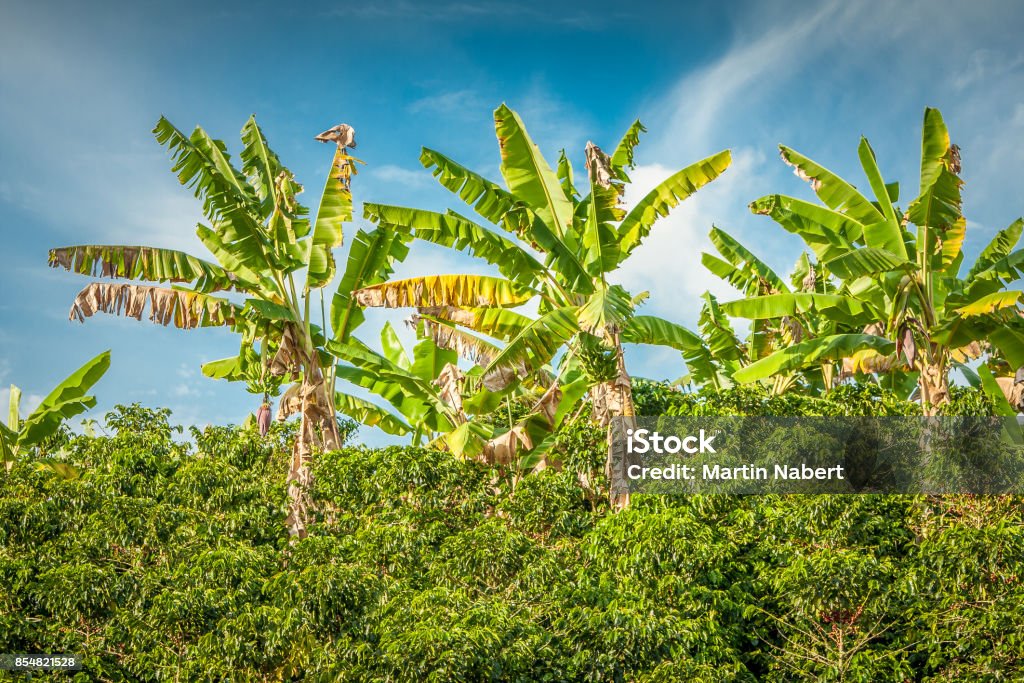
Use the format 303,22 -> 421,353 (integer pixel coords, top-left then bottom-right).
3,0 -> 1024,443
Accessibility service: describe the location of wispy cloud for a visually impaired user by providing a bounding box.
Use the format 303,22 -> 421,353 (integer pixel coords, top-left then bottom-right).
172,364 -> 198,397
614,0 -> 1024,388
1013,104 -> 1024,127
952,49 -> 1024,90
650,1 -> 856,157
614,3 -> 857,323
409,89 -> 484,115
335,1 -> 616,29
0,6 -> 205,255
172,384 -> 199,398
370,164 -> 431,188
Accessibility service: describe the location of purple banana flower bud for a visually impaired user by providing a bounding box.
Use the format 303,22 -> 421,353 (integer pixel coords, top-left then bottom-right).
256,403 -> 272,437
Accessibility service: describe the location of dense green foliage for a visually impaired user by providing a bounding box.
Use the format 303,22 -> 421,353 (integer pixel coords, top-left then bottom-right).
2,397 -> 1022,681
631,377 -> 1006,419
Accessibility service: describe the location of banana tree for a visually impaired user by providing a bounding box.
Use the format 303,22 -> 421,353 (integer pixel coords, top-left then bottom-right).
672,291 -> 749,391
331,321 -> 462,442
703,226 -> 890,394
354,105 -> 730,504
2,350 -> 110,474
48,117 -> 409,537
733,108 -> 1024,414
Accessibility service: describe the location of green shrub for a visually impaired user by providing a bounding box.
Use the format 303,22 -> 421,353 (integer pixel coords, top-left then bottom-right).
1,397 -> 1022,681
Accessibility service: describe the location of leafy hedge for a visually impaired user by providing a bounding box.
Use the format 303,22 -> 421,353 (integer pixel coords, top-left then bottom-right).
634,380 -> 1000,418
2,397 -> 1023,681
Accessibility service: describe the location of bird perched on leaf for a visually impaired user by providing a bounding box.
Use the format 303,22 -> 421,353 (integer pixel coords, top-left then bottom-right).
315,124 -> 356,149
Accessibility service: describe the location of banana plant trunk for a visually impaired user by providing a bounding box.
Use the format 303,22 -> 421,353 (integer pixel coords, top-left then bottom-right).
916,358 -> 948,491
918,358 -> 950,417
285,362 -> 340,539
593,332 -> 637,511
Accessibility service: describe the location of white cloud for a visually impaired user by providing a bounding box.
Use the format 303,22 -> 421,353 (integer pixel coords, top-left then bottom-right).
409,89 -> 484,115
952,49 -> 1024,90
615,148 -> 770,323
614,0 -> 1024,384
170,362 -> 215,400
613,2 -> 871,331
172,383 -> 198,398
611,1 -> 882,336
0,386 -> 45,420
620,0 -> 1024,324
1014,103 -> 1024,127
370,164 -> 431,188
652,1 -> 845,156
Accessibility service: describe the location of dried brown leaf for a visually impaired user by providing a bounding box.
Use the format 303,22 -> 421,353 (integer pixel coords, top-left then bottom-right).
69,283 -> 236,329
314,124 -> 357,148
585,142 -> 614,189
